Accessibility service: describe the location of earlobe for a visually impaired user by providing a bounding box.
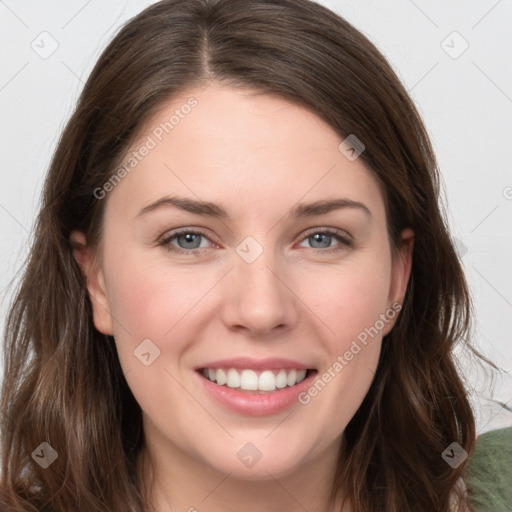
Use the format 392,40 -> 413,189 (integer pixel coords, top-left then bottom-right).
383,228 -> 414,335
70,230 -> 114,336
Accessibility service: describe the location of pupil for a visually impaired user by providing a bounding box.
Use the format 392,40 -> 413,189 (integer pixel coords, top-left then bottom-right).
179,233 -> 201,249
311,233 -> 330,248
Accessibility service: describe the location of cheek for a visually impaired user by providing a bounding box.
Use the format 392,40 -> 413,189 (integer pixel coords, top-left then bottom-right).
101,255 -> 202,416
104,255 -> 207,341
295,253 -> 391,406
301,256 -> 392,346
295,264 -> 389,432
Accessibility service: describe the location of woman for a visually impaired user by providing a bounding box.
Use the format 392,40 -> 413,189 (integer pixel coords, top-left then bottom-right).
0,0 -> 482,510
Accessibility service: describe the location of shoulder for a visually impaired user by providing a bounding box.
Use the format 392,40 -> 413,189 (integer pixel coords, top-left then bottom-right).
464,426 -> 512,512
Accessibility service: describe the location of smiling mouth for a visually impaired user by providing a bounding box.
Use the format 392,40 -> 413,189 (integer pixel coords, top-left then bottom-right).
198,367 -> 316,394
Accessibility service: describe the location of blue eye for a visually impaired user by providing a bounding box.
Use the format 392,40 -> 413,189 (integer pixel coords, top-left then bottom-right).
158,230 -> 212,255
298,229 -> 352,252
158,228 -> 352,255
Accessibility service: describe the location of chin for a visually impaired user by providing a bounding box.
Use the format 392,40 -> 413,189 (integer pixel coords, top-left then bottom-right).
200,439 -> 311,481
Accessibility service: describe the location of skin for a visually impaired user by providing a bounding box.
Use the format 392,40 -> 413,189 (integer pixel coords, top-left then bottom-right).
72,82 -> 413,512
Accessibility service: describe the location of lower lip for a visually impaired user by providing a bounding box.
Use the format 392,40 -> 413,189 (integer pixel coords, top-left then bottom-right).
196,370 -> 317,416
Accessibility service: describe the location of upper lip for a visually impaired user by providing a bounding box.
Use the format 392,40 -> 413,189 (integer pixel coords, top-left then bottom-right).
196,357 -> 314,371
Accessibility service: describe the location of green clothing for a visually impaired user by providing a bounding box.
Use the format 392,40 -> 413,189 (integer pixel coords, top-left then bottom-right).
465,427 -> 512,512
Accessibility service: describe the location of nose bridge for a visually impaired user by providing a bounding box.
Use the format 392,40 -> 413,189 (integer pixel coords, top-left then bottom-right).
224,235 -> 298,335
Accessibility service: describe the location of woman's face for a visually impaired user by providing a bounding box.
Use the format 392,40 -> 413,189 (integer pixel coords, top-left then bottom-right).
74,83 -> 412,481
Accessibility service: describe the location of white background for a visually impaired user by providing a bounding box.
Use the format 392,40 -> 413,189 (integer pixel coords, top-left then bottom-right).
0,0 -> 511,433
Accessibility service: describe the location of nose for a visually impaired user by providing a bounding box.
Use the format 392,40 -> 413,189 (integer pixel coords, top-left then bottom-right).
221,246 -> 300,337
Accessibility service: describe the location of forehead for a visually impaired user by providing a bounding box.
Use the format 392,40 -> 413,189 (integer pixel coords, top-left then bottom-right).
104,83 -> 386,224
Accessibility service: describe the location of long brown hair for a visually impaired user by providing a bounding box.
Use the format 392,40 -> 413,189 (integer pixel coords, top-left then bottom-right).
1,0 -> 480,510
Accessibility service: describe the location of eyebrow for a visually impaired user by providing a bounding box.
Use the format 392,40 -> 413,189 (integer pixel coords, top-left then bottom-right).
135,195 -> 372,219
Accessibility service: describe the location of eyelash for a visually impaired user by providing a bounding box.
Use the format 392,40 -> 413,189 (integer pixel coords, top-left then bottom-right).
157,228 -> 353,256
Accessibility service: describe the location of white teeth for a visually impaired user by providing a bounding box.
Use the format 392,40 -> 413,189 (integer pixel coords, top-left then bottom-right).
275,370 -> 288,388
240,369 -> 259,390
202,367 -> 310,391
226,368 -> 240,388
296,369 -> 307,384
258,370 -> 276,391
216,368 -> 227,386
286,369 -> 297,387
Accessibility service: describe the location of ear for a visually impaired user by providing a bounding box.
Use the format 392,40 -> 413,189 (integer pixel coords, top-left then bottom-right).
70,231 -> 114,336
382,228 -> 414,336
